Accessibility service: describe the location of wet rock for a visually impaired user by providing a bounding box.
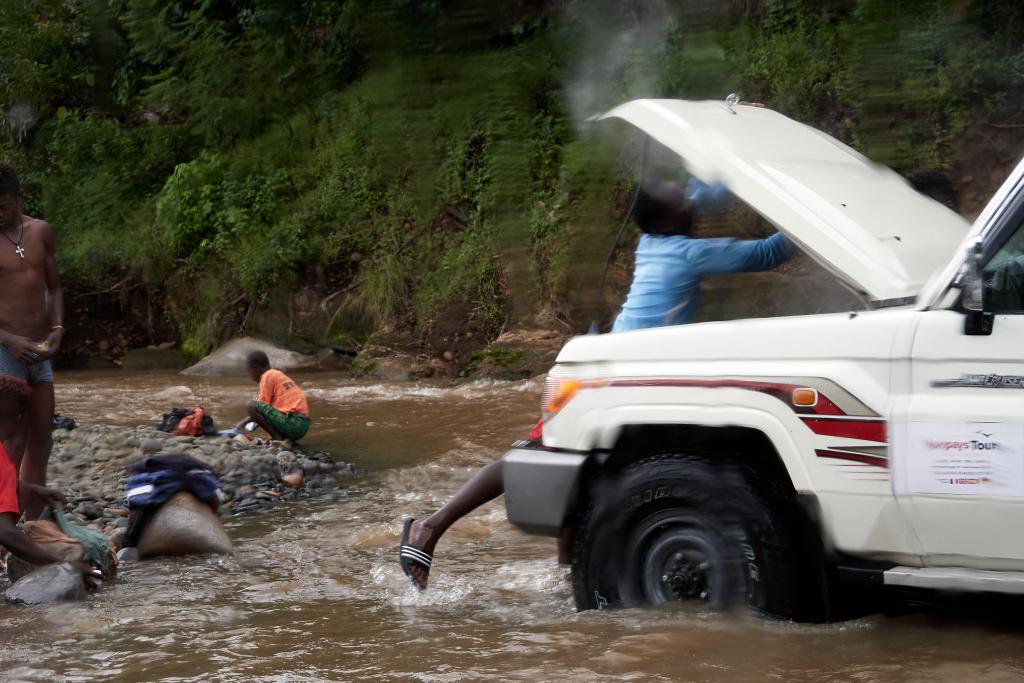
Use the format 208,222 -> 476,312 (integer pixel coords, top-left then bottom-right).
372,356 -> 419,381
136,492 -> 233,558
281,472 -> 304,488
5,563 -> 87,605
68,454 -> 91,469
108,528 -> 126,551
232,498 -> 270,514
141,439 -> 163,454
181,337 -> 320,377
460,329 -> 564,380
75,501 -> 103,520
116,547 -> 140,562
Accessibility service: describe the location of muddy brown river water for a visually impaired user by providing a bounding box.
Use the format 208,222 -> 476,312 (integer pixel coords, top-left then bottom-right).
2,370 -> 1024,681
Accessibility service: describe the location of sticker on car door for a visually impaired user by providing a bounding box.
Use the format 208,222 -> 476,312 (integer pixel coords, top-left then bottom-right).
893,422 -> 1024,496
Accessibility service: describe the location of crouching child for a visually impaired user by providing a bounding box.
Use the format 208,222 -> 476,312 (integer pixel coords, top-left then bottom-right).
0,375 -> 100,587
234,351 -> 311,444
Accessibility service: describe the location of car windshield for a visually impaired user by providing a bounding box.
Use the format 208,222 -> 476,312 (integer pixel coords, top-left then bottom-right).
686,200 -> 868,324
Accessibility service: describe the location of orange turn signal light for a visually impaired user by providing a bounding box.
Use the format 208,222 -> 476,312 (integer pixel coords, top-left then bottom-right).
543,378 -> 605,415
791,387 -> 818,407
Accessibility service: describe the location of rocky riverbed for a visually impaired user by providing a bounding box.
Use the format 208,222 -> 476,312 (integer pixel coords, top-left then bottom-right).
47,424 -> 359,546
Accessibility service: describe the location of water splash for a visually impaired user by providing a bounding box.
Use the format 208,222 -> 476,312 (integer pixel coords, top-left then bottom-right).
306,377 -> 542,404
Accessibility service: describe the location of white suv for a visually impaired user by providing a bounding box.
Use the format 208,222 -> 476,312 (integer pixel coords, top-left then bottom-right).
502,98 -> 1024,621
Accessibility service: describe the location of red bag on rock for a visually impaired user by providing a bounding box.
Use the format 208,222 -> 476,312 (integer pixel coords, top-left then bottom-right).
173,406 -> 208,437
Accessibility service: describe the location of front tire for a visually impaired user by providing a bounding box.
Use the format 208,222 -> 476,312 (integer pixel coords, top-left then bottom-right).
571,453 -> 800,617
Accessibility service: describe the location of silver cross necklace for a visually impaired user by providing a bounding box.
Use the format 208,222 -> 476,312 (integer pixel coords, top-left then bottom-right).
2,217 -> 25,258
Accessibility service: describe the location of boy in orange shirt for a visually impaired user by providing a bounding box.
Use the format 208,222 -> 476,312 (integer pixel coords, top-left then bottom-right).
235,351 -> 311,443
0,375 -> 101,585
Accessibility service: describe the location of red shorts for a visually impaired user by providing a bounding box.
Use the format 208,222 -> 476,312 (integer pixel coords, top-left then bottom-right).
0,443 -> 20,520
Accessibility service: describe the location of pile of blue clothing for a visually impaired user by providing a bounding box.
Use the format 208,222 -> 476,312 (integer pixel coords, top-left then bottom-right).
123,452 -> 224,548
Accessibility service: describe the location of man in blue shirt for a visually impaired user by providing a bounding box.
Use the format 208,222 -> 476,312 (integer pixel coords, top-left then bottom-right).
612,179 -> 795,332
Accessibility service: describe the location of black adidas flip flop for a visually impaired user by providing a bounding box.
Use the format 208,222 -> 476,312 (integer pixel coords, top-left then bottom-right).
399,517 -> 433,590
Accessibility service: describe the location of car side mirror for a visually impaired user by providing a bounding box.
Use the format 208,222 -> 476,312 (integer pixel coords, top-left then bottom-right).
959,239 -> 994,335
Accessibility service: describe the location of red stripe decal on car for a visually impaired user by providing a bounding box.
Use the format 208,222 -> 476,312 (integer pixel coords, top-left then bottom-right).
609,379 -> 846,416
801,418 -> 887,443
815,449 -> 889,469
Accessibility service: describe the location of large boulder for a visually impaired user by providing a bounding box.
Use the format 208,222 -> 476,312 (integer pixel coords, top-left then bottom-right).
136,492 -> 233,558
5,562 -> 87,605
180,337 -> 320,377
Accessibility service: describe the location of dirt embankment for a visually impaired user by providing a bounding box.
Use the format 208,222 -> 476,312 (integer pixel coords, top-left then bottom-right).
57,271 -> 568,381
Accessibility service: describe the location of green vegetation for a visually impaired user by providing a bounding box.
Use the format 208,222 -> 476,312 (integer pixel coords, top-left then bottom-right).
716,1 -> 1024,168
461,346 -> 527,378
2,1 -> 1023,355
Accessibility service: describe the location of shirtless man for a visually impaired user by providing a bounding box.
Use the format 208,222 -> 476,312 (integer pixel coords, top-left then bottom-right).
0,163 -> 64,519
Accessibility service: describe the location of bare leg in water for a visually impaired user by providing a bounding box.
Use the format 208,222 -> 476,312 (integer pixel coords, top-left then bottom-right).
16,381 -> 53,519
405,459 -> 504,589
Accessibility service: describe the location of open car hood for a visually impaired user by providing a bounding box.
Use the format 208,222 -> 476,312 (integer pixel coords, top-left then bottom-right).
598,99 -> 970,302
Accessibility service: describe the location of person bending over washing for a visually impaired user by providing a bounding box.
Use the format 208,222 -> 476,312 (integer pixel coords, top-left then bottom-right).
398,178 -> 796,591
235,351 -> 311,444
611,178 -> 795,330
0,375 -> 101,586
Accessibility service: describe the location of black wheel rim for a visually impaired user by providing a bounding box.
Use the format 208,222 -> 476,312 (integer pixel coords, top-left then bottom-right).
626,511 -> 735,608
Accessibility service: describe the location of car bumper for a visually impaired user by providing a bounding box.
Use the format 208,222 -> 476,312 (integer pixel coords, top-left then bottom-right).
502,443 -> 587,536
